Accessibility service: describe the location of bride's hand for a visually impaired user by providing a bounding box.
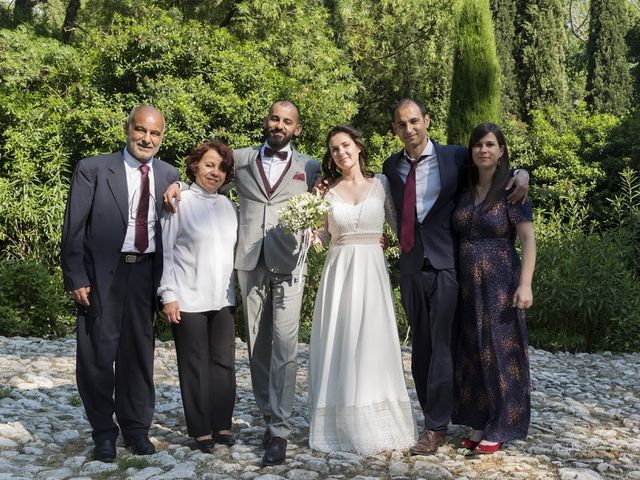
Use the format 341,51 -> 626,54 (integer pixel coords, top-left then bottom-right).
313,176 -> 331,197
310,230 -> 322,247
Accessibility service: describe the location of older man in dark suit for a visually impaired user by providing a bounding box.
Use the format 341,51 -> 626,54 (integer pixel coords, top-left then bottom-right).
61,105 -> 179,462
383,98 -> 529,455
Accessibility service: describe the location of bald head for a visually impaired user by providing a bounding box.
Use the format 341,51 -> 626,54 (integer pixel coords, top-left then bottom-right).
127,105 -> 165,131
269,100 -> 300,123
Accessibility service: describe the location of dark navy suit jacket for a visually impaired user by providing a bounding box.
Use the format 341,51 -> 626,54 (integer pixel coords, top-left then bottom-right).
61,150 -> 179,316
382,141 -> 467,274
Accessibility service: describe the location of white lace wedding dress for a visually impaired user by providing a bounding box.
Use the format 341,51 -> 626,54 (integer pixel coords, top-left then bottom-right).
308,174 -> 416,455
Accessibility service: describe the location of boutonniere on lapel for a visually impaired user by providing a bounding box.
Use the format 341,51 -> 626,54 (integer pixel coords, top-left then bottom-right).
293,172 -> 306,181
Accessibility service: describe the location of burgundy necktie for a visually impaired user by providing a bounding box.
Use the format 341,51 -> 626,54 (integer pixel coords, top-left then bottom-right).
264,147 -> 288,160
134,164 -> 150,253
400,158 -> 419,253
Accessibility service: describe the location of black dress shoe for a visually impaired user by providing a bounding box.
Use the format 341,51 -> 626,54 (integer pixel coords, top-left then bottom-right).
262,436 -> 287,466
125,435 -> 156,455
93,439 -> 116,462
213,431 -> 235,446
195,437 -> 215,453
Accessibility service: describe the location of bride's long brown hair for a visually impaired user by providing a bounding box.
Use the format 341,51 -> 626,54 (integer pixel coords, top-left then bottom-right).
321,125 -> 373,186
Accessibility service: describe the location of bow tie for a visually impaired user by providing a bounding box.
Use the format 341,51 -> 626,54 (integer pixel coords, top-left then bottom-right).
264,147 -> 288,161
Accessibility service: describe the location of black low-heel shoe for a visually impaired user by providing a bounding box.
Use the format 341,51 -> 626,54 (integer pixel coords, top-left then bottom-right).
213,432 -> 235,446
195,437 -> 215,453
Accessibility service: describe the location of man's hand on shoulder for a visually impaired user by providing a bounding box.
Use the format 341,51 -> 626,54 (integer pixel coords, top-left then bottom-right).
506,169 -> 530,204
163,182 -> 182,213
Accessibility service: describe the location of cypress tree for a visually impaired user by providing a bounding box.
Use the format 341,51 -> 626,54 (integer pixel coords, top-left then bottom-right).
490,0 -> 519,115
586,0 -> 632,115
515,0 -> 568,116
447,0 -> 501,146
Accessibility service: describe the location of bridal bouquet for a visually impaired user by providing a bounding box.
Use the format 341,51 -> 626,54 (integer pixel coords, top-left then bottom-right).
279,192 -> 330,287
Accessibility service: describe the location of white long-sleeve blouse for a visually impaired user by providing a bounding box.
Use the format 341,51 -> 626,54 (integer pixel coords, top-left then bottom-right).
158,182 -> 237,312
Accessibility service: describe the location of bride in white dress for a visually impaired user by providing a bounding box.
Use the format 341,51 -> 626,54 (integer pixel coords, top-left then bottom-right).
308,125 -> 416,455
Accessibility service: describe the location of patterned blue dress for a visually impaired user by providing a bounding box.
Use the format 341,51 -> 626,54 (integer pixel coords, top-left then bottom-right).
451,191 -> 533,443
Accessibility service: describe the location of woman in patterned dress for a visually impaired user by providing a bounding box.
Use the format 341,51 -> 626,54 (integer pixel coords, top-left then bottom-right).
452,123 -> 536,454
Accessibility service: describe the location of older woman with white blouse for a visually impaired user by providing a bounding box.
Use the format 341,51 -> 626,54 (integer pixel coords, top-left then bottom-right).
158,141 -> 237,453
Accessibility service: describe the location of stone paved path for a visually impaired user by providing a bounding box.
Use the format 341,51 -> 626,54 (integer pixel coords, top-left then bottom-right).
0,336 -> 639,479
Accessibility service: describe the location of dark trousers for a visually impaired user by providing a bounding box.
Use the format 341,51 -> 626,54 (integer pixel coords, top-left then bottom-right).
172,307 -> 236,438
76,258 -> 156,443
400,267 -> 458,431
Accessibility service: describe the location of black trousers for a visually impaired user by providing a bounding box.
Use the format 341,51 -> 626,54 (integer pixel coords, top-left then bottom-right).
172,307 -> 236,438
76,257 -> 156,443
400,266 -> 459,431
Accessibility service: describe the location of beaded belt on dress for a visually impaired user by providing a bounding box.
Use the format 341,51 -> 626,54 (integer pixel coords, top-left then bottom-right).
332,232 -> 380,246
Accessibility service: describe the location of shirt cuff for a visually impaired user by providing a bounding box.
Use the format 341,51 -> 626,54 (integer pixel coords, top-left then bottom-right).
161,290 -> 177,304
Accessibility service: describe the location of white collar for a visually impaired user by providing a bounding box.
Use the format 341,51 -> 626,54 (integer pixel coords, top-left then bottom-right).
123,147 -> 154,169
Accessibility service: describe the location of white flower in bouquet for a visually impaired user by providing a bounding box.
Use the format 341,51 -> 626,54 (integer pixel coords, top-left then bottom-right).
278,192 -> 330,289
278,192 -> 330,235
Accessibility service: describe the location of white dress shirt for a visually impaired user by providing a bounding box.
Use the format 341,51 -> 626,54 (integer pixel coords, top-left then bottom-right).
158,183 -> 238,312
260,142 -> 292,187
122,148 -> 157,253
395,139 -> 441,223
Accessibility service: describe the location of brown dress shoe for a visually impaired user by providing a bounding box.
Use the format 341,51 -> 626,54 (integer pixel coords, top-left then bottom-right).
410,429 -> 446,455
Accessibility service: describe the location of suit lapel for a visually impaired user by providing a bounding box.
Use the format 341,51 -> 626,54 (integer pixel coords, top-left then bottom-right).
153,160 -> 166,216
106,152 -> 128,226
423,140 -> 447,223
248,146 -> 269,198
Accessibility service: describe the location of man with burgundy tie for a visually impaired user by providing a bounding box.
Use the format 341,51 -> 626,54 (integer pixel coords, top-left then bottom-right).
382,98 -> 529,455
61,105 -> 179,462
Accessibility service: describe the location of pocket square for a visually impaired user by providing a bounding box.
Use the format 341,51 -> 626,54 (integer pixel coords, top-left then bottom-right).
293,172 -> 306,181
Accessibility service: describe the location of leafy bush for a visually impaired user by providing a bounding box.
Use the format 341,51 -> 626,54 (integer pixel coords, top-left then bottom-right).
0,260 -> 75,337
528,168 -> 640,352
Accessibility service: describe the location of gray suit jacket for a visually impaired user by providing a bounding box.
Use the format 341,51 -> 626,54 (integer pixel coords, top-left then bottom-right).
61,151 -> 180,316
233,145 -> 320,273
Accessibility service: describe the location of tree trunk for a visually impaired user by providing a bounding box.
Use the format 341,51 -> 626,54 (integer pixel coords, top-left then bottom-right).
62,0 -> 82,44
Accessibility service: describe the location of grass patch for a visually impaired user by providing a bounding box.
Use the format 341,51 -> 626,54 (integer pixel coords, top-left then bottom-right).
118,457 -> 151,470
67,393 -> 82,407
0,386 -> 11,399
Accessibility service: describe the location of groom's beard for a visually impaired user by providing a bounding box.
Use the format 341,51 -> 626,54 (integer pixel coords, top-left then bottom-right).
264,127 -> 294,150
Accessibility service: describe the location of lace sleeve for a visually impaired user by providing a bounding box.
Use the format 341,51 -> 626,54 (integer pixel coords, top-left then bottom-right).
313,215 -> 331,248
378,174 -> 398,234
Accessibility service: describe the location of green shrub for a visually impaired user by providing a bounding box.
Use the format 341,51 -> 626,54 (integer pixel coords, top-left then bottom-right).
530,224 -> 640,352
0,260 -> 75,337
528,171 -> 640,352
